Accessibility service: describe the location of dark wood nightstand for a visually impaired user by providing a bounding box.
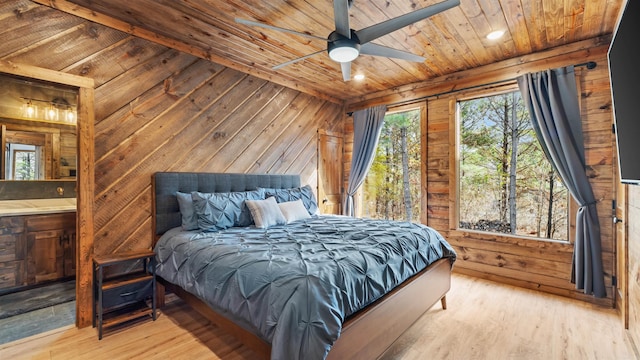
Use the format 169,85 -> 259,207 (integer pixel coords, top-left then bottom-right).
92,251 -> 157,339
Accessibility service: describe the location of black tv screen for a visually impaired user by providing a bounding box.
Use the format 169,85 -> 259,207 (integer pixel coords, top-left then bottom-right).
608,0 -> 640,184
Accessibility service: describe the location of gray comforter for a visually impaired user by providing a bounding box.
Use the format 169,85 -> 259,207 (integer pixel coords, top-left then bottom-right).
154,215 -> 456,360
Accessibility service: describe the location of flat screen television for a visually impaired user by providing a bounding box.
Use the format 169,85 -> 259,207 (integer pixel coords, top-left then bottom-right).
608,0 -> 640,185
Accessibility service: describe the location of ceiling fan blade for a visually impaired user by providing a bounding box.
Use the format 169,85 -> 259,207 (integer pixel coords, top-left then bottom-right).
340,61 -> 351,81
333,0 -> 351,38
355,0 -> 460,44
360,43 -> 425,62
272,50 -> 325,70
235,18 -> 327,41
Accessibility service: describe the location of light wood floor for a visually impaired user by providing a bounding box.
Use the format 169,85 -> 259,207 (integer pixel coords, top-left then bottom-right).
0,274 -> 637,360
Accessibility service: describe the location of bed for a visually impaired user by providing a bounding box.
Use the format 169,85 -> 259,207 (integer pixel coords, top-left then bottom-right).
152,172 -> 456,360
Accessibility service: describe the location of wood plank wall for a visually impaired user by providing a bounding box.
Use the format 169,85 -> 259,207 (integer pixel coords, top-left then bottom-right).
60,130 -> 76,178
628,186 -> 640,347
346,40 -> 616,307
1,0 -> 345,325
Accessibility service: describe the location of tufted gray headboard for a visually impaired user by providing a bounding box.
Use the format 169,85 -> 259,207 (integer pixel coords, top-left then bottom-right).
152,172 -> 301,239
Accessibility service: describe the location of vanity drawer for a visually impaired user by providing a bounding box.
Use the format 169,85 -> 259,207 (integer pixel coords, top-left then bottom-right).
0,217 -> 24,235
0,236 -> 17,262
0,232 -> 25,262
0,260 -> 25,290
26,213 -> 75,232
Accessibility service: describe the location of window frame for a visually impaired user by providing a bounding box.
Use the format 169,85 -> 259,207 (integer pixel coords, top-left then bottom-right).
449,83 -> 576,244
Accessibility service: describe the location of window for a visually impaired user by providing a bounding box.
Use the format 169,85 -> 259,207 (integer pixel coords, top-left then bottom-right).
13,149 -> 37,180
362,108 -> 422,222
458,91 -> 569,241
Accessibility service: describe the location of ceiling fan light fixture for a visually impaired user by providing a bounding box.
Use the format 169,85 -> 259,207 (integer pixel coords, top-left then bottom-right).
329,45 -> 359,62
328,30 -> 361,63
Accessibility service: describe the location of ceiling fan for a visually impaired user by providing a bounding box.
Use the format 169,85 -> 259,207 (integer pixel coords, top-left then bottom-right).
235,0 -> 460,81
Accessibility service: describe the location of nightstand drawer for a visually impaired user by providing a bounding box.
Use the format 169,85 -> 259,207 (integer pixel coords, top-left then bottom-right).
102,280 -> 153,309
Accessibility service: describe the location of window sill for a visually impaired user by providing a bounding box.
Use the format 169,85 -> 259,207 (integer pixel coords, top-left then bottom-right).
449,228 -> 572,246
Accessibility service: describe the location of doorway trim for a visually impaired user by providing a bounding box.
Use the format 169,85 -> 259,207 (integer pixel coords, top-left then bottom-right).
0,60 -> 95,328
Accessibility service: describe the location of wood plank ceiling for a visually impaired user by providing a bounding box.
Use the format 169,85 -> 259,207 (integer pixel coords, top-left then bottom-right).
43,0 -> 623,104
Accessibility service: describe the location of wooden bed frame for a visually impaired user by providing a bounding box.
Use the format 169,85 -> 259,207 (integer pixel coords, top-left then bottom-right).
152,172 -> 452,359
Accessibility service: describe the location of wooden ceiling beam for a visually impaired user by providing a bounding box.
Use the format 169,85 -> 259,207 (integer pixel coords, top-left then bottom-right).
31,0 -> 343,105
345,36 -> 612,112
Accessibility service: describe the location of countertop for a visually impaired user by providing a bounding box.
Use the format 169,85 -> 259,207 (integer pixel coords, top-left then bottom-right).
0,198 -> 76,216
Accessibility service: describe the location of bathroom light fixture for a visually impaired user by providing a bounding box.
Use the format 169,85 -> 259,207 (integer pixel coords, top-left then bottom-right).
21,97 -> 77,124
66,109 -> 75,123
45,103 -> 58,121
23,99 -> 36,118
51,97 -> 76,124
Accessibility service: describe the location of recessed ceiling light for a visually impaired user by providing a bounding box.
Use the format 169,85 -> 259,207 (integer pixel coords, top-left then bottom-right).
354,74 -> 365,81
486,30 -> 505,40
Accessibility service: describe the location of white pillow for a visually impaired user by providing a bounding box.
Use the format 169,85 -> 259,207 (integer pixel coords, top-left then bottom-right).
245,197 -> 286,229
278,199 -> 311,223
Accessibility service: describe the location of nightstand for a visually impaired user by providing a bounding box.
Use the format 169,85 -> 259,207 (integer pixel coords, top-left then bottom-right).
92,251 -> 157,339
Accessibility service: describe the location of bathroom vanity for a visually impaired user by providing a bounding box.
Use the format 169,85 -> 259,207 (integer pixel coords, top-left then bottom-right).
0,198 -> 76,293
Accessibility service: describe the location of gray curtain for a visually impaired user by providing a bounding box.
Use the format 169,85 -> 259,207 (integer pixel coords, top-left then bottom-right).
344,104 -> 387,216
517,66 -> 605,298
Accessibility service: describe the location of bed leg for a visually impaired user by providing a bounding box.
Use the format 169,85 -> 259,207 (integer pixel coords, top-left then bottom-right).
440,296 -> 447,310
156,281 -> 166,308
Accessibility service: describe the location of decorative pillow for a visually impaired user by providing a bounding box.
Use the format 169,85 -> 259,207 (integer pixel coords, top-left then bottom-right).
245,197 -> 286,229
176,191 -> 198,231
278,199 -> 311,223
191,189 -> 264,231
260,184 -> 319,215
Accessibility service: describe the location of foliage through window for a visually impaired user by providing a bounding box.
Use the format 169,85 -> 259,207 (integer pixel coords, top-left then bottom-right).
363,109 -> 421,222
13,150 -> 37,180
458,91 -> 568,241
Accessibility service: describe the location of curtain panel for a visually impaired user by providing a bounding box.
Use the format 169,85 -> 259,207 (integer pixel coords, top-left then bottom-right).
517,66 -> 605,298
344,104 -> 387,216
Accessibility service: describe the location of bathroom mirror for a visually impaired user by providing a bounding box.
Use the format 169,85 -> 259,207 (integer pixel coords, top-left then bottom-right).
0,73 -> 77,180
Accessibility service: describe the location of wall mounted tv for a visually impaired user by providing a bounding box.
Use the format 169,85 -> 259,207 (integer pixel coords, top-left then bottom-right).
608,0 -> 640,185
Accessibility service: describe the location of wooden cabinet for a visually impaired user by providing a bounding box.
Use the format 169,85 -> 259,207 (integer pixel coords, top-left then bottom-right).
0,212 -> 75,292
26,213 -> 76,284
0,217 -> 26,290
93,251 -> 157,339
64,228 -> 76,276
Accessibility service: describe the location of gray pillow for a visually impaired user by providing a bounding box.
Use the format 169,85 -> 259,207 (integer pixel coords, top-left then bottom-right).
176,191 -> 198,231
246,197 -> 286,229
191,189 -> 265,231
260,184 -> 319,215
